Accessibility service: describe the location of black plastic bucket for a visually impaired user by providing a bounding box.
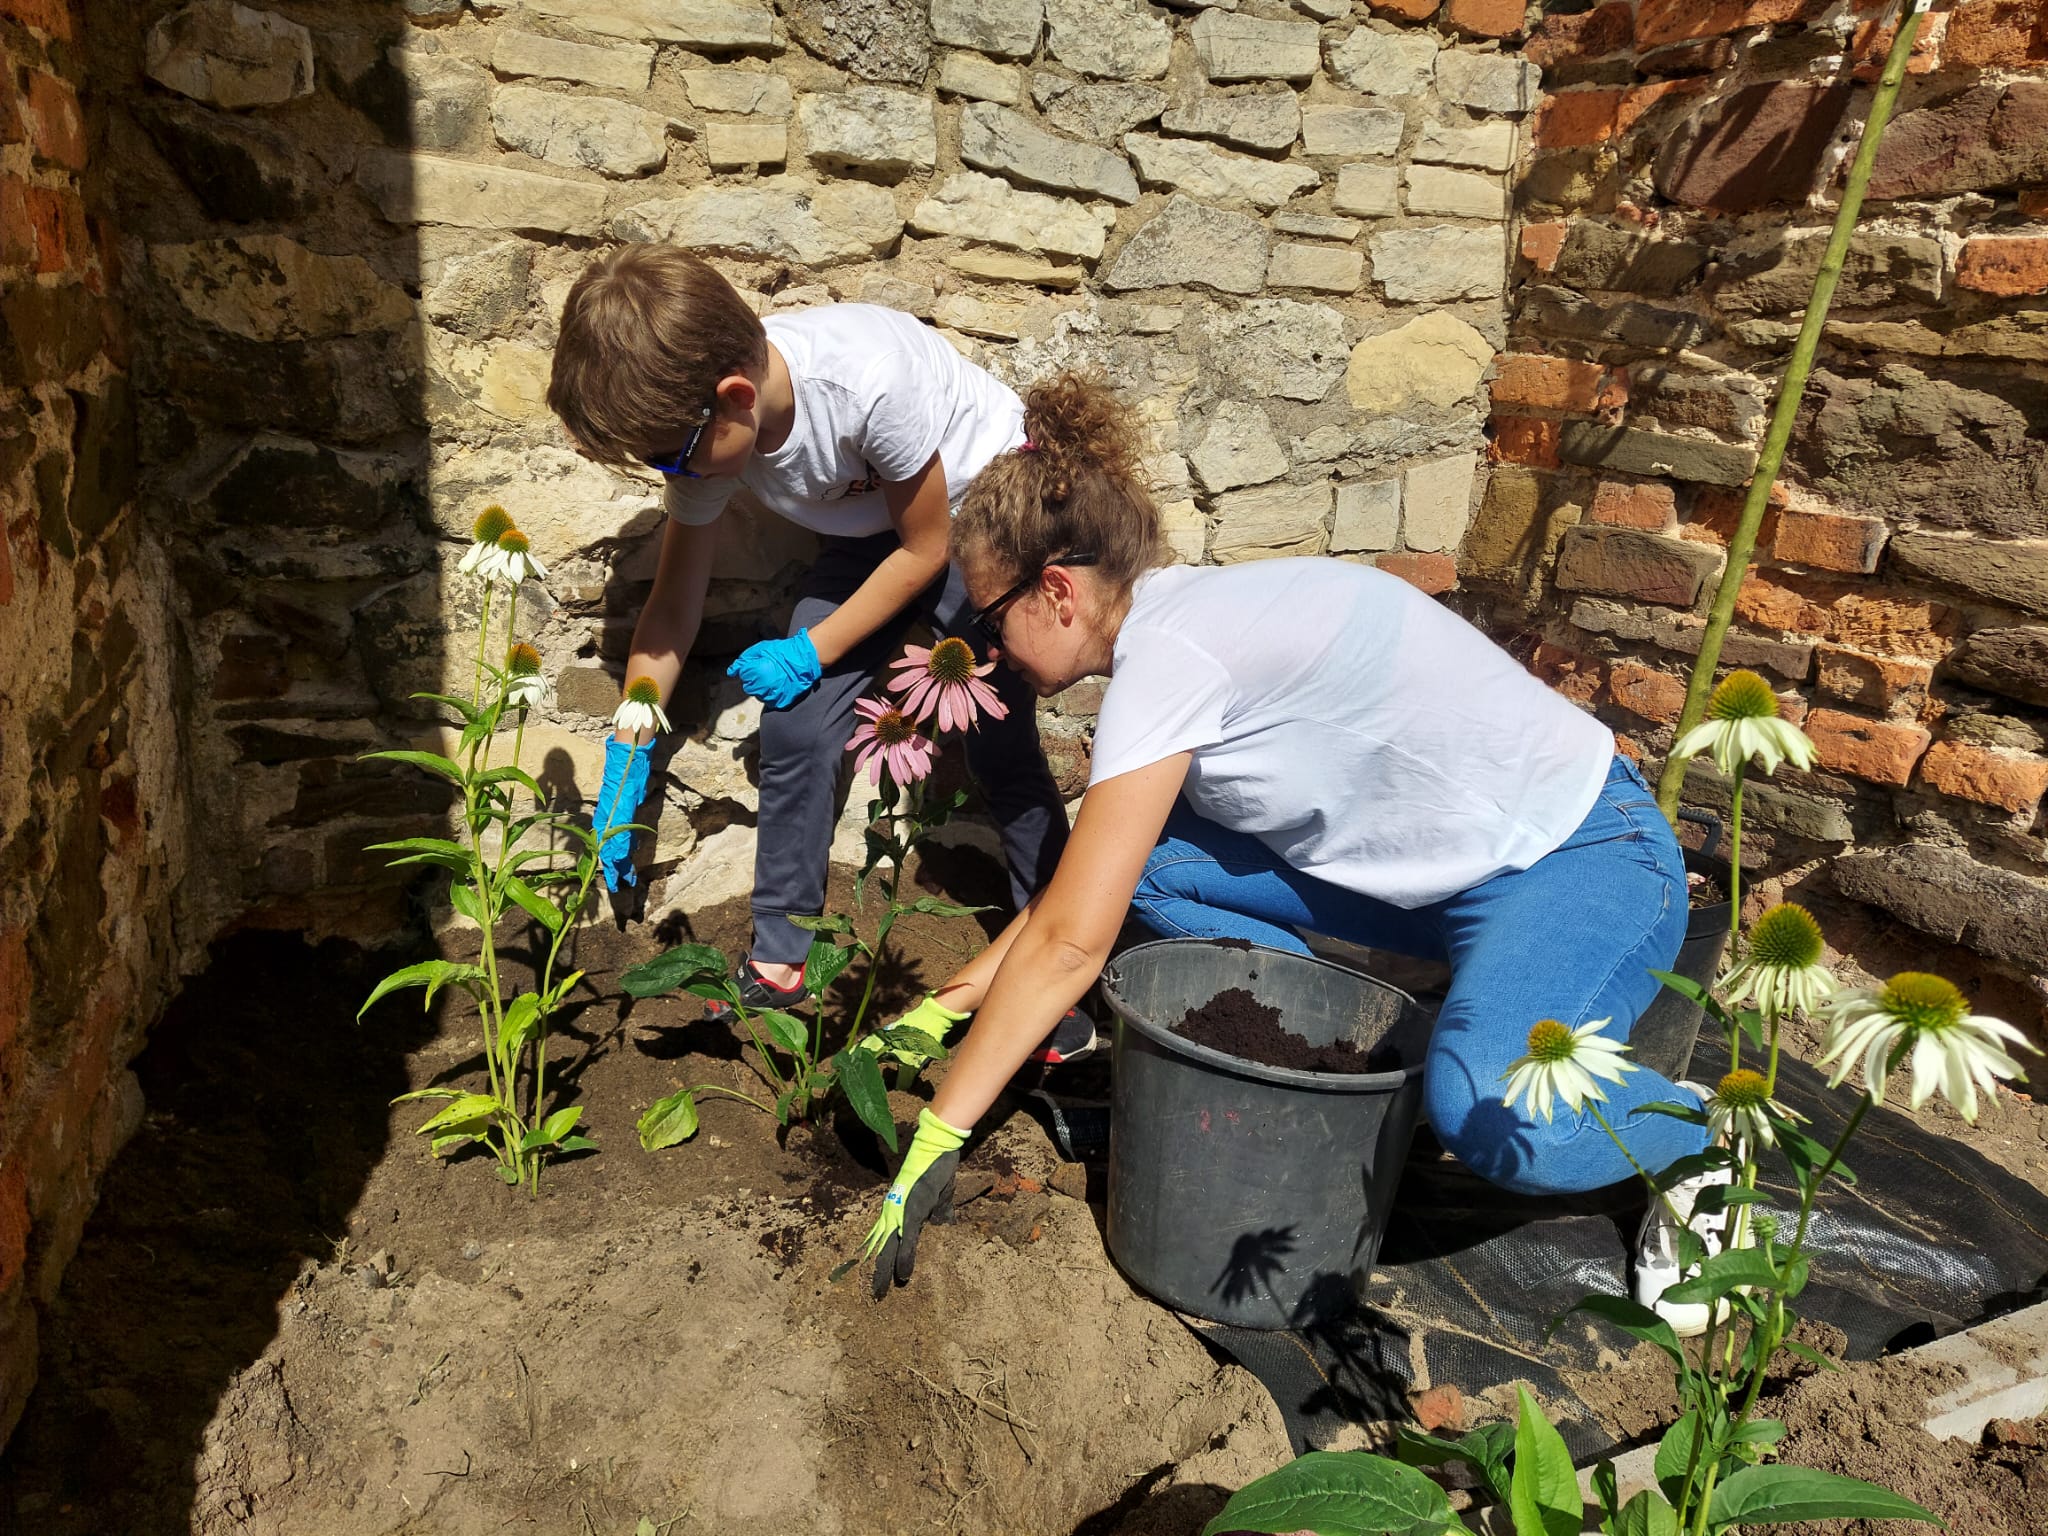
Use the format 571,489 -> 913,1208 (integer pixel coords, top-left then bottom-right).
1626,809 -> 1732,1083
1100,940 -> 1430,1330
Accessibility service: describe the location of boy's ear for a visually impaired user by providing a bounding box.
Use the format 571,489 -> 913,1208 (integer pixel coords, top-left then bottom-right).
717,373 -> 757,415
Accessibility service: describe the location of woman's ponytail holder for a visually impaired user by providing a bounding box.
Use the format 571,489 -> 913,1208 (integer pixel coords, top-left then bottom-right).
1018,439 -> 1038,453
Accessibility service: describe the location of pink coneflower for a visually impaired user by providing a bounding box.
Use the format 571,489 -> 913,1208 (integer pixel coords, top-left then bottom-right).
886,636 -> 1007,732
848,697 -> 935,788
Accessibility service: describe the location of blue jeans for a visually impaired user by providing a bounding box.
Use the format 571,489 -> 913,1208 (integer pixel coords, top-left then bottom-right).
1129,756 -> 1706,1196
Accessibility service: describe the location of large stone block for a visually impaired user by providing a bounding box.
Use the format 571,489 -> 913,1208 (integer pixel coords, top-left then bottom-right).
1403,452 -> 1478,553
1124,133 -> 1318,210
1210,482 -> 1332,562
1031,73 -> 1167,140
1333,162 -> 1399,216
491,85 -> 674,177
1947,626 -> 2048,708
1434,48 -> 1539,115
1832,844 -> 2048,974
523,0 -> 778,49
1199,298 -> 1349,402
1558,422 -> 1757,487
1653,81 -> 1850,214
1520,285 -> 1714,351
360,151 -> 608,235
1549,223 -> 1709,295
1344,311 -> 1491,412
1369,225 -> 1506,302
1888,532 -> 2048,619
1188,400 -> 1287,493
1413,117 -> 1516,171
782,0 -> 929,82
1332,478 -> 1400,553
145,0 -> 314,109
930,0 -> 1044,58
149,235 -> 411,342
1164,92 -> 1302,153
911,171 -> 1118,259
1805,707 -> 1930,787
0,280 -> 102,389
1266,242 -> 1363,293
1104,195 -> 1267,293
491,29 -> 656,90
801,87 -> 938,176
614,177 -> 902,264
1956,237 -> 2048,298
1681,759 -> 1854,843
1189,9 -> 1322,81
1714,229 -> 1943,314
1404,164 -> 1504,217
1869,82 -> 2048,201
1300,104 -> 1403,158
1917,739 -> 2048,816
137,100 -> 321,223
423,241 -> 532,338
937,52 -> 1023,104
1463,466 -> 1577,589
704,119 -> 787,167
1046,0 -> 1172,80
966,103 -> 1137,201
1555,525 -> 1721,606
681,69 -> 792,115
1327,25 -> 1439,97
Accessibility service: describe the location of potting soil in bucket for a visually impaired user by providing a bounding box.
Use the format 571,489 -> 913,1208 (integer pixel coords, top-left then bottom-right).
1101,939 -> 1429,1330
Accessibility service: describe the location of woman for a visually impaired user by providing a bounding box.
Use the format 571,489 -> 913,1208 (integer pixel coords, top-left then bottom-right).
861,376 -> 1714,1328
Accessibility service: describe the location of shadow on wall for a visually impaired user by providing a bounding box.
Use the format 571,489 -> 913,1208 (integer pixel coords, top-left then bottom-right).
0,0 -> 431,1522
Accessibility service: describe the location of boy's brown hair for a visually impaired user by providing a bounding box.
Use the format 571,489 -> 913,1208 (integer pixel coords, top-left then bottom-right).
547,245 -> 768,466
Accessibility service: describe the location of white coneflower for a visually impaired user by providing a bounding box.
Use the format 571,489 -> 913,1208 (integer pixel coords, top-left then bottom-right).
1706,1067 -> 1800,1151
505,643 -> 548,709
484,527 -> 548,585
1719,902 -> 1837,1020
1671,670 -> 1817,778
460,505 -> 514,577
1819,971 -> 2037,1123
1501,1017 -> 1637,1124
611,676 -> 670,737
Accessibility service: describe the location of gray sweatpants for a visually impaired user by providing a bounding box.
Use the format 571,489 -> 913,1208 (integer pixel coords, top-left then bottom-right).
749,532 -> 1070,967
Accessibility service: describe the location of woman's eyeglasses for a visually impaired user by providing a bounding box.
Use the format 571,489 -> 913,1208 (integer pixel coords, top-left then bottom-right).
642,394 -> 718,477
970,552 -> 1098,647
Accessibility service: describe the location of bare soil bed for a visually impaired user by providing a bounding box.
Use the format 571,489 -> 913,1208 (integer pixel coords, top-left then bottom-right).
4,856 -> 2044,1535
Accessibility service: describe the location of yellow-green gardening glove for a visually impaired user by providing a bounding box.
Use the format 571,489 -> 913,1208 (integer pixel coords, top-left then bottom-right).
856,993 -> 970,1070
863,1107 -> 969,1299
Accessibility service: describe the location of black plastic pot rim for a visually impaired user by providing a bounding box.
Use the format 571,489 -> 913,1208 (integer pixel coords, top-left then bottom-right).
1101,938 -> 1426,1095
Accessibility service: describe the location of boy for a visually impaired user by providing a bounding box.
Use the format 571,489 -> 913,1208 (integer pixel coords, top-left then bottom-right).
547,246 -> 1088,1057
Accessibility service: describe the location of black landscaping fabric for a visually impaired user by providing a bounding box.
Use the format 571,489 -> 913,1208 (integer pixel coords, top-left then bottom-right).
1023,1036 -> 2048,1460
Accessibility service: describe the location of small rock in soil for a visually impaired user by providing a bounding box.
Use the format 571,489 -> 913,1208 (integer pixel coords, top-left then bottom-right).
1049,1162 -> 1089,1200
356,1265 -> 384,1290
461,1240 -> 483,1260
1413,1382 -> 1464,1433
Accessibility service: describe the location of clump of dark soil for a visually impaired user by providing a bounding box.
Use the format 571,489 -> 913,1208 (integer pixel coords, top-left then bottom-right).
1174,987 -> 1396,1074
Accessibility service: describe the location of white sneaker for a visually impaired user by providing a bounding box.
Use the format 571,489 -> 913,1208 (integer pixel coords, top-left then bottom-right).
1632,1081 -> 1747,1338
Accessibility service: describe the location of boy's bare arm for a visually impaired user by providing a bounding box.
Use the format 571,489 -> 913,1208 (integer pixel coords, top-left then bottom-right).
616,515 -> 720,743
804,451 -> 952,667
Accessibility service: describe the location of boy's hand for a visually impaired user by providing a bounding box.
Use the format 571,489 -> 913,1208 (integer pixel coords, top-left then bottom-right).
729,629 -> 821,710
593,736 -> 650,891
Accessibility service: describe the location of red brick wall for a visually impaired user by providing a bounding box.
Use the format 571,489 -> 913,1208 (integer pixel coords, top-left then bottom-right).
1465,0 -> 2048,1032
0,0 -> 185,1443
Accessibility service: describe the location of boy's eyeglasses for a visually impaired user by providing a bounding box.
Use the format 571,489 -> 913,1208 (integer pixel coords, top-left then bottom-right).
642,395 -> 718,477
970,552 -> 1098,647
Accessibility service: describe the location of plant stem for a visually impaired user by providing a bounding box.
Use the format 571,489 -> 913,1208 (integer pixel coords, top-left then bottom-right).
1728,766 -> 1745,1074
692,1082 -> 771,1114
473,584 -> 495,709
1655,0 -> 1930,821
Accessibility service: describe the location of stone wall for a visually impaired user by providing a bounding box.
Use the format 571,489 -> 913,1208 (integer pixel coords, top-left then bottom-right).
0,0 -> 188,1441
1467,0 -> 2048,1035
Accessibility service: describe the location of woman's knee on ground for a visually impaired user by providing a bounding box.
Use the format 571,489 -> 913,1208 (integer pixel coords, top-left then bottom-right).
1424,1071 -> 1603,1197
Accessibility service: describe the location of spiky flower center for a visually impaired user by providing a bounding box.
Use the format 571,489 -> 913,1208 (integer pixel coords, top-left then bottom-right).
1748,902 -> 1824,970
624,676 -> 662,706
507,643 -> 542,676
1706,669 -> 1780,722
927,636 -> 978,684
1717,1068 -> 1769,1110
1879,972 -> 1967,1034
872,708 -> 917,747
1525,1019 -> 1575,1063
471,504 -> 513,543
497,528 -> 531,554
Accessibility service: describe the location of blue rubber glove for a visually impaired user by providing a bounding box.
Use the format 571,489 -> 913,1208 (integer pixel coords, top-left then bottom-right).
728,629 -> 821,710
593,735 -> 651,892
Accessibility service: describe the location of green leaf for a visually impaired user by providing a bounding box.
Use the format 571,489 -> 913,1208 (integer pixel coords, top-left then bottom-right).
1550,1293 -> 1685,1371
1730,1418 -> 1786,1449
360,748 -> 466,784
621,943 -> 731,998
429,1132 -> 475,1158
541,969 -> 585,1011
831,1047 -> 897,1155
637,1089 -> 699,1150
555,1134 -> 597,1154
1200,1451 -> 1464,1536
1509,1385 -> 1582,1536
367,835 -> 469,860
477,764 -> 547,801
499,994 -> 542,1062
909,895 -> 994,919
391,1087 -> 466,1105
1609,1489 -> 1677,1536
450,882 -> 485,926
1592,1461 -> 1618,1526
1708,1466 -> 1939,1527
803,939 -> 855,999
359,960 -> 488,1019
1779,1338 -> 1839,1373
503,875 -> 565,935
879,1025 -> 949,1065
408,689 -> 481,723
1634,1098 -> 1710,1128
1653,1412 -> 1700,1508
1733,1007 -> 1765,1050
417,1092 -> 504,1136
788,914 -> 853,934
499,1165 -> 522,1185
1660,1249 -> 1799,1307
1777,1124 -> 1855,1187
520,1105 -> 584,1152
758,1009 -> 809,1057
1395,1423 -> 1512,1505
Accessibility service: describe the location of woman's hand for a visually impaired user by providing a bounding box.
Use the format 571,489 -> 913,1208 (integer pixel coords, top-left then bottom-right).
863,1108 -> 969,1298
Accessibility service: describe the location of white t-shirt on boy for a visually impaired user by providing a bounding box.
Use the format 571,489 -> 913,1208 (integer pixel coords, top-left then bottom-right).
1088,560 -> 1616,910
663,303 -> 1025,537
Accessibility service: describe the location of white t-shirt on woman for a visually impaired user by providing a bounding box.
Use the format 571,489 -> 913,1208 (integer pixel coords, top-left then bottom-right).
1087,560 -> 1615,909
